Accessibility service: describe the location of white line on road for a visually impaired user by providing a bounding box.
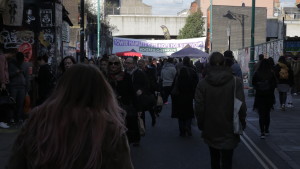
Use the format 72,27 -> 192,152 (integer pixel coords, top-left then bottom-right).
241,133 -> 279,169
241,136 -> 270,169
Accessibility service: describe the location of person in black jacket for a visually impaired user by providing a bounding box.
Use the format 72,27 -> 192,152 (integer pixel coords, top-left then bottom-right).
36,54 -> 56,105
252,59 -> 277,138
171,56 -> 198,137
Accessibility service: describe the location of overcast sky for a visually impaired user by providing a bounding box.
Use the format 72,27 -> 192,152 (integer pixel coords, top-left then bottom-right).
142,0 -> 195,15
142,0 -> 297,16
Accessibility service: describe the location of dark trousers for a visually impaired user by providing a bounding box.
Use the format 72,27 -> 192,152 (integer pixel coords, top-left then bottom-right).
258,106 -> 271,133
162,86 -> 172,103
178,118 -> 192,135
9,86 -> 26,122
209,146 -> 234,169
279,92 -> 287,105
141,108 -> 156,128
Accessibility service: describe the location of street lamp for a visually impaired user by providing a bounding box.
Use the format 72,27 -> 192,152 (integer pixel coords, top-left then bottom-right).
227,25 -> 231,50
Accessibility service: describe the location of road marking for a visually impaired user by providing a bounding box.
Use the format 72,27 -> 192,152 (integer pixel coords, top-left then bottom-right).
241,136 -> 270,169
241,133 -> 279,169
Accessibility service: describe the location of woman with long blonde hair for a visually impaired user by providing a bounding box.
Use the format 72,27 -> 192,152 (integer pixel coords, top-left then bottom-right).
7,64 -> 134,169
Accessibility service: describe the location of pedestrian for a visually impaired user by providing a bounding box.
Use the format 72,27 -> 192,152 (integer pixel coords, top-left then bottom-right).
171,56 -> 198,137
6,64 -> 134,169
160,58 -> 176,104
274,56 -> 294,111
194,52 -> 247,169
8,52 -> 27,124
252,59 -> 277,139
36,54 -> 56,105
0,50 -> 11,128
107,55 -> 141,146
98,57 -> 109,77
137,59 -> 157,127
223,50 -> 243,79
58,56 -> 76,77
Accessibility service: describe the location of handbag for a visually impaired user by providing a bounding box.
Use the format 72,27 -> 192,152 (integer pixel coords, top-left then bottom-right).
138,115 -> 145,136
233,77 -> 243,135
156,92 -> 163,106
0,89 -> 16,107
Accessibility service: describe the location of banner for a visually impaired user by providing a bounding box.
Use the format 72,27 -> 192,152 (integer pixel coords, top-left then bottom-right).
112,37 -> 206,57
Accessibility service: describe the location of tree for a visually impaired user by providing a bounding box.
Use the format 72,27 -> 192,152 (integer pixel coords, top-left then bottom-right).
177,10 -> 205,39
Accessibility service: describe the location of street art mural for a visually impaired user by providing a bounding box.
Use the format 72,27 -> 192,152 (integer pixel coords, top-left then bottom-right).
2,0 -> 24,26
0,29 -> 34,49
18,42 -> 33,62
232,39 -> 284,85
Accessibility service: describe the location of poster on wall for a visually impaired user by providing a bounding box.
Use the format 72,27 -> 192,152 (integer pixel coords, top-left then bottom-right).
112,37 -> 206,57
40,9 -> 52,27
23,4 -> 38,28
2,0 -> 24,26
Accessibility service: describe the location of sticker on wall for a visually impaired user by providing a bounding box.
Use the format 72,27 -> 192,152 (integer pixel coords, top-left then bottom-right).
2,0 -> 24,26
40,9 -> 52,27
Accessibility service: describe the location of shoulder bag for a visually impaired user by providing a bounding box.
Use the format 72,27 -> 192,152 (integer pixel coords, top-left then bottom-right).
233,77 -> 243,135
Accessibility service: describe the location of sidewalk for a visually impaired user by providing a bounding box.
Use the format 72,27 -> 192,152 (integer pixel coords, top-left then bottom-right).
244,90 -> 300,169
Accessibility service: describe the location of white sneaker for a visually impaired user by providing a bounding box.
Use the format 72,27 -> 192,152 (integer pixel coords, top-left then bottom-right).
0,122 -> 10,129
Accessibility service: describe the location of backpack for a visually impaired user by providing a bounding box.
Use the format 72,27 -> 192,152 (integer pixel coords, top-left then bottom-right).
279,67 -> 289,80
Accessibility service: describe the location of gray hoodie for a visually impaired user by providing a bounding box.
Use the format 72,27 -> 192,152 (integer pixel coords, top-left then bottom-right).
161,62 -> 176,87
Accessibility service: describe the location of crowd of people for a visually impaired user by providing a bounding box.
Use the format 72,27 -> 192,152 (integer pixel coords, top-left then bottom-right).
0,48 -> 298,169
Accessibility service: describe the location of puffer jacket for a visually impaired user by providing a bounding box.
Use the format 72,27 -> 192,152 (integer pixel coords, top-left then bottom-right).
194,66 -> 247,150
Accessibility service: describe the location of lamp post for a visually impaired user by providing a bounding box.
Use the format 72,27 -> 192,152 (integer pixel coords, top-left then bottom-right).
80,0 -> 85,62
227,25 -> 231,50
248,0 -> 256,96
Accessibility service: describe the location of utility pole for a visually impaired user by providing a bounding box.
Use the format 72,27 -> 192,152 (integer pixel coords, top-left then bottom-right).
97,0 -> 101,58
80,0 -> 85,62
248,0 -> 255,96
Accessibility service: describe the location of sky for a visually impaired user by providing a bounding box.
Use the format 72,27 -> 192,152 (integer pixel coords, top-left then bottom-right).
142,0 -> 195,16
142,0 -> 298,16
280,0 -> 297,7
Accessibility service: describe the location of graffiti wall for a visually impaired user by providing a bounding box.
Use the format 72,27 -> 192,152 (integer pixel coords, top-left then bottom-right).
233,39 -> 284,74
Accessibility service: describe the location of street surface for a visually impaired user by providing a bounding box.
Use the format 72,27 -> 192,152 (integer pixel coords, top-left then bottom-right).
1,90 -> 300,169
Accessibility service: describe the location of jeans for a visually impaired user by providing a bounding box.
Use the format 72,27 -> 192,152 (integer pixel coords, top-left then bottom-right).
209,146 -> 234,169
279,92 -> 287,105
9,86 -> 26,122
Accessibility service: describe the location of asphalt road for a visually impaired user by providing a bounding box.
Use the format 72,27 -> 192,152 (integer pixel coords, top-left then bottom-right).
1,91 -> 300,169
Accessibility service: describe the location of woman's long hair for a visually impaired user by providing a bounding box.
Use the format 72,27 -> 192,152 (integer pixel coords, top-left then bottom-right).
18,64 -> 126,169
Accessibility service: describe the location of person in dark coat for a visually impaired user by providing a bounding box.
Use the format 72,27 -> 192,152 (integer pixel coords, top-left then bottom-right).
107,55 -> 141,146
6,64 -> 134,169
252,59 -> 277,139
8,52 -> 27,123
36,54 -> 56,105
194,52 -> 247,169
171,56 -> 198,137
